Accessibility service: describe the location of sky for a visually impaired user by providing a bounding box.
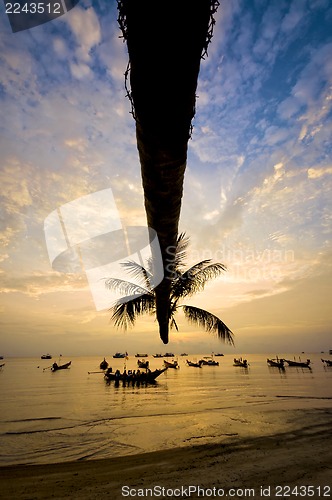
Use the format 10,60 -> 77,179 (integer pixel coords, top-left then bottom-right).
0,0 -> 331,356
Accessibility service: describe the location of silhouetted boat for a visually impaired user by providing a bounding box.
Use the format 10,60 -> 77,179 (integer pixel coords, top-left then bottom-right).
99,358 -> 109,370
137,359 -> 149,369
199,358 -> 219,366
135,353 -> 148,357
186,360 -> 202,367
0,363 -> 5,369
153,353 -> 163,358
321,358 -> 332,367
233,357 -> 248,368
284,358 -> 311,368
41,354 -> 52,359
104,367 -> 167,384
113,352 -> 127,358
214,353 -> 224,356
164,359 -> 179,369
164,352 -> 175,357
267,357 -> 285,369
51,361 -> 71,371
180,353 -> 188,356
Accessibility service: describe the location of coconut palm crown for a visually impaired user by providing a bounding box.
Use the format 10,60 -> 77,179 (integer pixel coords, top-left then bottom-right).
105,233 -> 234,345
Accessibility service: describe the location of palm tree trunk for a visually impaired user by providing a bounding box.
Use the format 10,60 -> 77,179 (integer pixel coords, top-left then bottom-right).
118,0 -> 218,343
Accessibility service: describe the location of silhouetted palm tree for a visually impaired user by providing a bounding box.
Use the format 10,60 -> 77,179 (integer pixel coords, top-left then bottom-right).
106,234 -> 234,345
117,0 -> 220,343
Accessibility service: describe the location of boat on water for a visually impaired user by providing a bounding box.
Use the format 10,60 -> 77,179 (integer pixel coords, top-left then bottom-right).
267,357 -> 285,369
180,353 -> 188,356
113,352 -> 127,358
283,358 -> 311,368
164,359 -> 179,369
329,350 -> 332,355
137,359 -> 149,369
135,353 -> 148,357
214,353 -> 224,357
99,358 -> 109,370
41,354 -> 52,359
233,357 -> 248,368
51,361 -> 71,372
0,363 -> 5,369
199,358 -> 219,366
321,358 -> 332,367
186,360 -> 202,367
164,352 -> 175,357
104,367 -> 167,384
153,353 -> 163,358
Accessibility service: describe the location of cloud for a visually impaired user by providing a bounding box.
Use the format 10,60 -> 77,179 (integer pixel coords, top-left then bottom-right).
98,30 -> 129,84
53,37 -> 68,59
289,43 -> 332,112
65,6 -> 101,63
0,164 -> 33,211
277,96 -> 302,120
280,0 -> 307,34
308,166 -> 332,179
263,126 -> 290,146
70,61 -> 92,80
0,270 -> 87,297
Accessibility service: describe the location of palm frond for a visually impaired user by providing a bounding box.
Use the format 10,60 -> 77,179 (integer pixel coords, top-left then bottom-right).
107,230 -> 235,345
170,317 -> 179,331
172,232 -> 190,270
144,255 -> 154,275
182,305 -> 234,345
121,260 -> 153,290
104,278 -> 150,297
110,293 -> 155,329
172,262 -> 227,299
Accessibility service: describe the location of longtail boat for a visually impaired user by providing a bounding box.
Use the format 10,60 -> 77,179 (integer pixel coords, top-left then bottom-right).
267,358 -> 285,369
100,358 -> 109,370
321,358 -> 332,367
186,360 -> 202,367
199,358 -> 219,366
51,361 -> 71,372
283,358 -> 311,368
104,367 -> 167,384
233,357 -> 248,368
137,359 -> 149,369
163,359 -> 179,369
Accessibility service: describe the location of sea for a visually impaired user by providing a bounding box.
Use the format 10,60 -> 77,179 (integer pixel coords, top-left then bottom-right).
0,353 -> 332,466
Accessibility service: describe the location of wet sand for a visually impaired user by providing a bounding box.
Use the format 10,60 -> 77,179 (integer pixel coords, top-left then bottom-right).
1,409 -> 331,500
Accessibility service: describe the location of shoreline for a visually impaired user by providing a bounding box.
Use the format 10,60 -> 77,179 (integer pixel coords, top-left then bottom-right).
1,409 -> 332,499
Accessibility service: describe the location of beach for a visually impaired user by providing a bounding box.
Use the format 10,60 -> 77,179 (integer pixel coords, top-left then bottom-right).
1,407 -> 332,500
